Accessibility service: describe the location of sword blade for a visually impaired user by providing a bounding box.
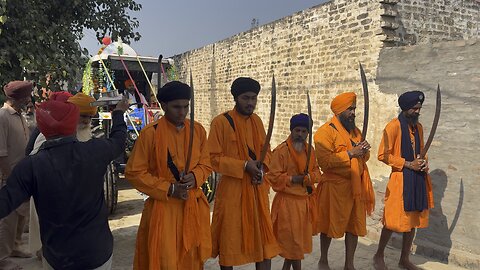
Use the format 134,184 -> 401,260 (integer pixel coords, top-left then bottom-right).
158,55 -> 163,88
304,90 -> 313,174
258,74 -> 277,164
359,63 -> 369,141
184,71 -> 195,173
420,84 -> 441,158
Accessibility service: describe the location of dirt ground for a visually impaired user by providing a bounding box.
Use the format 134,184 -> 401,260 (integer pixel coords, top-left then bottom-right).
12,180 -> 466,270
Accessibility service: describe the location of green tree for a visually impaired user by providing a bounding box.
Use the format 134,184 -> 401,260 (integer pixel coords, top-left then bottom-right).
0,0 -> 142,93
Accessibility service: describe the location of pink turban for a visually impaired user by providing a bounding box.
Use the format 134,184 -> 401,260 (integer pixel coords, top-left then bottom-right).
36,100 -> 79,139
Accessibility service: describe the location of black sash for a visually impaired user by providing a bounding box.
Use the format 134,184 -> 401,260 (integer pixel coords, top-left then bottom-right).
154,123 -> 181,182
167,150 -> 181,182
224,113 -> 257,160
329,123 -> 357,147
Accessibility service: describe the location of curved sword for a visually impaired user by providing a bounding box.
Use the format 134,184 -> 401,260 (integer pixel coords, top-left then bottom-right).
420,84 -> 441,159
258,74 -> 277,165
184,71 -> 195,173
304,90 -> 314,194
359,63 -> 369,141
304,91 -> 313,174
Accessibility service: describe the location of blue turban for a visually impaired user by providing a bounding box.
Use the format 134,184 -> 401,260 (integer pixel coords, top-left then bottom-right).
398,91 -> 425,111
231,77 -> 260,98
290,113 -> 311,131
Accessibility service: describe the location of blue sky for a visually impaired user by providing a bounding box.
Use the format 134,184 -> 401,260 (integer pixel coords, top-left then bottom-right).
80,0 -> 327,58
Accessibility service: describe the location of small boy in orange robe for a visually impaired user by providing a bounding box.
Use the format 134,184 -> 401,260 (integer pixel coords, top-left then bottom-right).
267,113 -> 321,270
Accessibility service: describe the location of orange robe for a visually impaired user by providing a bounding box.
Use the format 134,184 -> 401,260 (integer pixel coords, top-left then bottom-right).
125,116 -> 213,270
378,118 -> 434,232
267,137 -> 321,260
208,109 -> 280,266
313,116 -> 375,238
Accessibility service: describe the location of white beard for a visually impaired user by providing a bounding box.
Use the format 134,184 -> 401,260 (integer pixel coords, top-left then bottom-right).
23,113 -> 36,130
76,126 -> 92,142
293,141 -> 305,152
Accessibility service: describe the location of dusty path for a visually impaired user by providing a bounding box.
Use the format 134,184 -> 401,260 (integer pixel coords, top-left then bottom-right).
13,180 -> 465,270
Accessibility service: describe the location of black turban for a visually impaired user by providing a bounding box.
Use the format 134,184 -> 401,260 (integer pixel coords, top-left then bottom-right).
231,77 -> 260,98
398,91 -> 425,111
157,81 -> 191,103
290,113 -> 311,131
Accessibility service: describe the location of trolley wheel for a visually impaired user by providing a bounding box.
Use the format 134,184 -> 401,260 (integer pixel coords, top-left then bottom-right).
202,172 -> 219,203
103,163 -> 119,214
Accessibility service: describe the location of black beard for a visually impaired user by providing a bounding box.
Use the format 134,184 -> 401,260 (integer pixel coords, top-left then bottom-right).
235,103 -> 254,116
339,115 -> 356,132
406,114 -> 419,125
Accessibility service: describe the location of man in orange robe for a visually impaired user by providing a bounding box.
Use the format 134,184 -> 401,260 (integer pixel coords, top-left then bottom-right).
373,91 -> 434,270
267,113 -> 321,270
125,81 -> 213,270
313,92 -> 375,270
208,77 -> 280,270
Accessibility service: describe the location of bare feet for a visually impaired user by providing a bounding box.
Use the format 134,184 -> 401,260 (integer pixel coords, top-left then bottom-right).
10,249 -> 32,258
398,259 -> 421,270
0,259 -> 23,270
373,254 -> 388,270
318,260 -> 331,270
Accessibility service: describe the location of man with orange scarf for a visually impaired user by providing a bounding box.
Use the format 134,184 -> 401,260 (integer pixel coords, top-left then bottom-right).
267,113 -> 321,270
373,91 -> 433,270
313,92 -> 375,270
208,77 -> 279,270
125,81 -> 212,270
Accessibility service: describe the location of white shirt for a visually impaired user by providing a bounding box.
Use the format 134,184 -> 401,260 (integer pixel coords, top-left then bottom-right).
125,91 -> 147,106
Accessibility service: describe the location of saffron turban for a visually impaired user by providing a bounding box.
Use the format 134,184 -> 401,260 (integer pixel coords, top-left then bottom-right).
330,92 -> 357,115
49,91 -> 73,102
231,77 -> 260,98
36,100 -> 79,139
68,93 -> 97,116
3,81 -> 33,99
398,91 -> 424,111
124,79 -> 134,88
290,113 -> 311,131
157,81 -> 191,103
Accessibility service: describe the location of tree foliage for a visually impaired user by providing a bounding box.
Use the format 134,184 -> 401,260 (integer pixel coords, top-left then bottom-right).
0,0 -> 142,93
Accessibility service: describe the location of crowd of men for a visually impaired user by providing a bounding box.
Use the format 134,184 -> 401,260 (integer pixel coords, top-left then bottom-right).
0,77 -> 432,270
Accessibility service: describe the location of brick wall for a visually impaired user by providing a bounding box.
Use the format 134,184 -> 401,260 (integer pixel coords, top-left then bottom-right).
173,0 -> 392,175
394,0 -> 480,44
374,39 -> 480,266
169,0 -> 480,266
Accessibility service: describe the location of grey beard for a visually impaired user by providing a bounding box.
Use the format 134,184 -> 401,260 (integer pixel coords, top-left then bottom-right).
293,141 -> 305,152
23,113 -> 36,129
76,126 -> 92,142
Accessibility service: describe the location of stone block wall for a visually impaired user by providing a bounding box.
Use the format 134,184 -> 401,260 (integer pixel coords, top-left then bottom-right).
169,0 -> 480,266
374,39 -> 480,266
394,0 -> 479,45
173,0 -> 394,176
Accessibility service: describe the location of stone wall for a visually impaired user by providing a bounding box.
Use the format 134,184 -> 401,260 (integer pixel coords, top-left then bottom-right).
170,0 -> 480,267
173,0 -> 396,176
394,0 -> 480,45
373,39 -> 480,267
